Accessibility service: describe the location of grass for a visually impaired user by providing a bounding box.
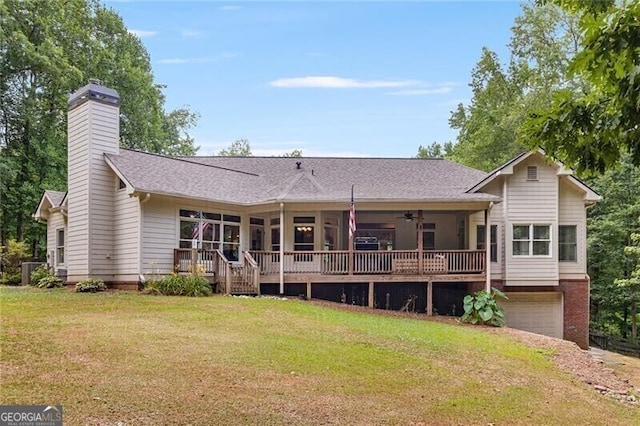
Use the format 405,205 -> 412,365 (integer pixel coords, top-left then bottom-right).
1,286 -> 638,425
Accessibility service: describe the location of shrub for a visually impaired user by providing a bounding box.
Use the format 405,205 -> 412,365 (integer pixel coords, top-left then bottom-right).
36,276 -> 64,289
461,287 -> 508,327
75,278 -> 107,293
1,239 -> 30,285
31,265 -> 54,286
143,273 -> 212,297
0,273 -> 22,286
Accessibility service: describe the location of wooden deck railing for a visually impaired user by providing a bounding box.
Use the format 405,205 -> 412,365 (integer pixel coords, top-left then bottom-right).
173,249 -> 260,294
249,250 -> 485,275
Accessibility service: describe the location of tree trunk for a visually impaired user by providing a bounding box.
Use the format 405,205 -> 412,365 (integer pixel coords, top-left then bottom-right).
632,292 -> 638,341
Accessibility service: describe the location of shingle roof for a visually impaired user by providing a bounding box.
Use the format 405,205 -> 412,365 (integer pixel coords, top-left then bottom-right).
45,190 -> 66,207
105,149 -> 498,205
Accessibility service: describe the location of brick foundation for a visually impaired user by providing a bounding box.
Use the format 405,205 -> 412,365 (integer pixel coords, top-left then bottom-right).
482,279 -> 590,349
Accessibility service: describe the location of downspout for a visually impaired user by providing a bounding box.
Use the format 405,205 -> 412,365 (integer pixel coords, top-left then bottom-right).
279,202 -> 285,295
485,201 -> 494,293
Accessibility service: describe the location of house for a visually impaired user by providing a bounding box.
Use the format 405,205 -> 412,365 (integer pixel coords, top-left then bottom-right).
34,81 -> 600,349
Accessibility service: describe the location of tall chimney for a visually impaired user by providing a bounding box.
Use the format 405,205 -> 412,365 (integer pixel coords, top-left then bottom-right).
66,80 -> 120,283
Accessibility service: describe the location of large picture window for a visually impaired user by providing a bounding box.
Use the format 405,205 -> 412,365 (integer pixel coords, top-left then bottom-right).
559,225 -> 577,261
513,224 -> 551,256
293,216 -> 315,252
476,224 -> 498,262
179,209 -> 241,261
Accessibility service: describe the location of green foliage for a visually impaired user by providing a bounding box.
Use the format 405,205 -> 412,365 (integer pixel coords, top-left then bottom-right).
0,0 -> 199,254
143,274 -> 212,297
415,142 -> 453,159
587,156 -> 640,336
75,278 -> 107,293
461,287 -> 508,327
30,264 -> 54,286
0,273 -> 22,286
0,239 -> 30,280
523,0 -> 640,173
445,3 -> 580,171
282,149 -> 303,157
218,139 -> 252,156
36,276 -> 63,289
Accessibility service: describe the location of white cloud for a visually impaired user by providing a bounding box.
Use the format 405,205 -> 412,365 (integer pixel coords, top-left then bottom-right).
195,140 -> 371,157
156,52 -> 240,65
386,86 -> 454,96
128,29 -> 157,38
181,29 -> 205,38
270,76 -> 416,89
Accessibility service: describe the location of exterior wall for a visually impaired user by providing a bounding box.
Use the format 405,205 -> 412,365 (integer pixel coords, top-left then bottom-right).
558,178 -> 587,277
484,279 -> 590,349
113,182 -> 140,282
46,211 -> 67,270
67,99 -> 119,283
469,178 -> 504,280
505,155 -> 559,285
141,196 -> 177,275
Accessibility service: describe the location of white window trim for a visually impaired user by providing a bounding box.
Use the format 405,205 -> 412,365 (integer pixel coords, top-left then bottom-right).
558,224 -> 578,262
512,224 -> 552,258
56,228 -> 65,266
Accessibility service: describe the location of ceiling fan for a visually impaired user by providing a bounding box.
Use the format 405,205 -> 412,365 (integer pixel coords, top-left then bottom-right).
396,212 -> 416,222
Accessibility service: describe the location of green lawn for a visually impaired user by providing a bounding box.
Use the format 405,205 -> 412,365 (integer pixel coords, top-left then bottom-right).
1,286 -> 638,425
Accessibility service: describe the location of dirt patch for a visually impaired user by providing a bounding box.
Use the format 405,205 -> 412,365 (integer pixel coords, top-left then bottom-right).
306,299 -> 639,404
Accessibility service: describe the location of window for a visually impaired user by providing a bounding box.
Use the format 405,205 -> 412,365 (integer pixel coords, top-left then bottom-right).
56,229 -> 65,265
559,225 -> 577,261
294,216 -> 315,252
422,223 -> 436,250
118,178 -> 126,190
179,209 -> 241,261
476,224 -> 498,262
250,217 -> 264,251
323,216 -> 339,251
270,218 -> 280,252
513,224 -> 551,256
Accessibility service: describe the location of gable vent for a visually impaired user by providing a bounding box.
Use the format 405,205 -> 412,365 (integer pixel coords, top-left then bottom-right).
527,166 -> 538,181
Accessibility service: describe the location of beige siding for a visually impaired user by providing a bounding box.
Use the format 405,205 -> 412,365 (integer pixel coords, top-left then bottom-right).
66,106 -> 90,280
46,212 -> 67,268
114,185 -> 140,278
142,197 -> 178,275
469,180 -> 504,280
505,155 -> 559,284
66,100 -> 120,282
558,178 -> 587,277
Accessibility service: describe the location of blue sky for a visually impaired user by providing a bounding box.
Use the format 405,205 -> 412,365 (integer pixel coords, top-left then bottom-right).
106,1 -> 523,157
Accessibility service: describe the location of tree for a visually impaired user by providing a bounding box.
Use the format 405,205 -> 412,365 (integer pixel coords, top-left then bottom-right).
587,156 -> 640,336
445,2 -> 580,171
523,0 -> 640,173
615,233 -> 640,340
282,149 -> 303,157
0,0 -> 199,255
218,138 -> 252,156
415,142 -> 453,159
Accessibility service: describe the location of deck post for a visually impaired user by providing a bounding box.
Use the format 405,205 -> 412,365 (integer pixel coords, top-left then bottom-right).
190,248 -> 197,274
279,202 -> 285,294
306,281 -> 312,300
417,210 -> 423,275
484,204 -> 493,292
426,281 -> 433,316
368,281 -> 374,308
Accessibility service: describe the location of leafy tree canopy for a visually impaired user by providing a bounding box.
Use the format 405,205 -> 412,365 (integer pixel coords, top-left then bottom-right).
523,0 -> 640,173
0,0 -> 199,253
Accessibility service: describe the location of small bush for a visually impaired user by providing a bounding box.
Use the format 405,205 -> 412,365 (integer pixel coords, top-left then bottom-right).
0,273 -> 22,286
31,265 -> 54,286
75,278 -> 107,293
143,274 -> 212,297
461,287 -> 508,327
36,276 -> 64,289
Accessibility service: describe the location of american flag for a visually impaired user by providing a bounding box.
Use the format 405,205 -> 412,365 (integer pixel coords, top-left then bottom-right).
192,222 -> 210,240
349,185 -> 356,239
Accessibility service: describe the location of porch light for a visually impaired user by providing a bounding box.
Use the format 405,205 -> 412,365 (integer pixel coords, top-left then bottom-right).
296,226 -> 313,232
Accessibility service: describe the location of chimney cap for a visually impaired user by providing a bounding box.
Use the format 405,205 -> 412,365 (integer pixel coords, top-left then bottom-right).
68,80 -> 120,110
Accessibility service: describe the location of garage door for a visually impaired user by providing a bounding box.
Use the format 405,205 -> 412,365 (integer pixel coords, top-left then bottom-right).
501,292 -> 563,339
